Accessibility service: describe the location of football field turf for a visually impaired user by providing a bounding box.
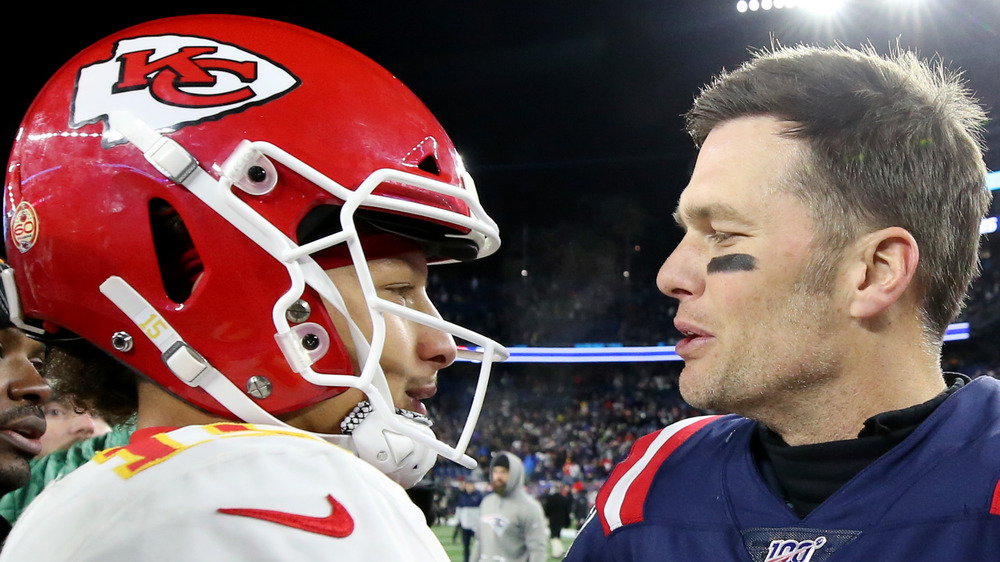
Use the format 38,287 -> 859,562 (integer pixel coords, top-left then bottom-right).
431,524 -> 576,562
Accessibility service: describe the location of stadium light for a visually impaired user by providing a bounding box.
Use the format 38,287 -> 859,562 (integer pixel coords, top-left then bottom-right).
800,0 -> 845,14
736,0 -> 845,13
981,217 -> 998,235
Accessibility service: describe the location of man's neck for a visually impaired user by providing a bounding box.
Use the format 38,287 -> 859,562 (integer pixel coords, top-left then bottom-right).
751,340 -> 946,446
135,380 -> 229,430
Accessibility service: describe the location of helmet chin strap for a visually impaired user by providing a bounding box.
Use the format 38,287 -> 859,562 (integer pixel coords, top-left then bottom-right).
99,275 -> 440,488
340,402 -> 438,488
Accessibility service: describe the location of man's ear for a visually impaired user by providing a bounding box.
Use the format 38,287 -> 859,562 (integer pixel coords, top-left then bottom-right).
847,227 -> 919,319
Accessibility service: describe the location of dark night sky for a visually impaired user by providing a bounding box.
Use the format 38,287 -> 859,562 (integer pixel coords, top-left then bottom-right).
4,2 -> 999,343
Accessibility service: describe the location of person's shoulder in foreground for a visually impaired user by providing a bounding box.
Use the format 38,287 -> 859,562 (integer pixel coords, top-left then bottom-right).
568,42 -> 995,560
8,423 -> 447,559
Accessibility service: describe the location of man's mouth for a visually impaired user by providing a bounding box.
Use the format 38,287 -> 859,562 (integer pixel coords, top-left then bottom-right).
404,385 -> 437,417
673,320 -> 714,359
0,415 -> 46,457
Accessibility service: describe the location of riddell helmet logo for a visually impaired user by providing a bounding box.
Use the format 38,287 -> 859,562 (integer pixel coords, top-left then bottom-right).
72,34 -> 300,135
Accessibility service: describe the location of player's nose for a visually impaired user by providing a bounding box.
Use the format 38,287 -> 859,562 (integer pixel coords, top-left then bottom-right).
656,235 -> 705,301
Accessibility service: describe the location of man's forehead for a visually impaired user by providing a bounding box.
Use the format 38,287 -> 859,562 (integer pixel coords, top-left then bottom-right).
672,198 -> 755,228
367,249 -> 429,275
675,117 -> 810,228
0,327 -> 44,354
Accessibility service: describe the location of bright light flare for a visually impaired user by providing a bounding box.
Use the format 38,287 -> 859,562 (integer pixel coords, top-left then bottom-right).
736,0 -> 845,13
798,0 -> 845,13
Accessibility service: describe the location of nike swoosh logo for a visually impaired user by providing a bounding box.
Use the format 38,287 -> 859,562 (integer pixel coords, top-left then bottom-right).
218,494 -> 355,538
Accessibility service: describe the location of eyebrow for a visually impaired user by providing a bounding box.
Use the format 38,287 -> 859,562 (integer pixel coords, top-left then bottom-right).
672,202 -> 754,230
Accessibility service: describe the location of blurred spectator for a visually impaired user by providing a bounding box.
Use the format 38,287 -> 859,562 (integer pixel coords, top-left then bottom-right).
471,452 -> 547,562
36,394 -> 111,458
543,484 -> 574,558
454,480 -> 483,562
571,482 -> 590,528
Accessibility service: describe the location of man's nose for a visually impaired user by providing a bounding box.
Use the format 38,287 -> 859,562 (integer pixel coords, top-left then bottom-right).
71,413 -> 98,437
415,299 -> 458,369
7,356 -> 51,405
656,236 -> 704,301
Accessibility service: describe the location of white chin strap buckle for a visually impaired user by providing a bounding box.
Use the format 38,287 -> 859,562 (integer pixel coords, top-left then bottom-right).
342,402 -> 437,488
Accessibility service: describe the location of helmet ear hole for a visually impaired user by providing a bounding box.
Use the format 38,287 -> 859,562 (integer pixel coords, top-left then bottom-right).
149,198 -> 203,304
417,155 -> 439,176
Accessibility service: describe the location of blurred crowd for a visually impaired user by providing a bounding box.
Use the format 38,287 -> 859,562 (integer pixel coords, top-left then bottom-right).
426,362 -> 708,524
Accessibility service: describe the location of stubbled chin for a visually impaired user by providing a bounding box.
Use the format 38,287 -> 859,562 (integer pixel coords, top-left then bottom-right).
678,366 -> 715,410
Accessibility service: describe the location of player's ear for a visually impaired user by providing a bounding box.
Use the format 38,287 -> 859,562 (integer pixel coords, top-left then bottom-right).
846,227 -> 919,320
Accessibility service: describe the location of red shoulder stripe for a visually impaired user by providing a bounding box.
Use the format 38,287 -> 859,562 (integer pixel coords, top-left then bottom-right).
990,476 -> 1000,515
595,430 -> 662,534
596,415 -> 722,535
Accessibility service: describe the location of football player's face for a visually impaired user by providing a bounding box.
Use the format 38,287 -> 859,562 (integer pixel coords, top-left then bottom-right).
657,116 -> 845,418
0,328 -> 49,491
324,250 -> 457,416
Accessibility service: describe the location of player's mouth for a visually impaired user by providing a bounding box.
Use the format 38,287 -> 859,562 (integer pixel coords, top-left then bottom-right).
403,384 -> 437,417
673,320 -> 714,359
0,414 -> 46,458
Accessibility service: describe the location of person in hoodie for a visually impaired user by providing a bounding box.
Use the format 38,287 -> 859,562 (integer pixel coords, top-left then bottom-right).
471,451 -> 548,562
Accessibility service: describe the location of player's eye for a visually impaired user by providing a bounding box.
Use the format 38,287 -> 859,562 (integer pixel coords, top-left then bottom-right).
706,231 -> 735,244
380,284 -> 414,305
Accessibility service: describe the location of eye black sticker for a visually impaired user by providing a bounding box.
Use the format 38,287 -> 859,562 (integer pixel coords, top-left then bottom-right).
707,253 -> 757,273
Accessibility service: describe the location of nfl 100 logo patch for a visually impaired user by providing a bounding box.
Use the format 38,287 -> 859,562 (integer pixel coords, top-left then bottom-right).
764,536 -> 826,562
741,527 -> 861,562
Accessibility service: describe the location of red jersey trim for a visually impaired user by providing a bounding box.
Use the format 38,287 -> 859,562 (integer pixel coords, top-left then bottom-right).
990,477 -> 1000,515
597,415 -> 722,535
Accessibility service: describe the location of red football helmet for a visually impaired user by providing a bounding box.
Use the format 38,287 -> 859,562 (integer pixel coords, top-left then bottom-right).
2,14 -> 506,486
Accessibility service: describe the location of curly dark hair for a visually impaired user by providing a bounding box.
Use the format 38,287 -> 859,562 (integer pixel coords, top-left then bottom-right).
45,339 -> 139,427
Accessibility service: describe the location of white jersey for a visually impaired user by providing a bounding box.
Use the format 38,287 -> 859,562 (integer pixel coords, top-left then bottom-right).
0,423 -> 449,561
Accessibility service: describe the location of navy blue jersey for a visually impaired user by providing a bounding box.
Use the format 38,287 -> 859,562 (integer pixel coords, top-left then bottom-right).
566,376 -> 1000,561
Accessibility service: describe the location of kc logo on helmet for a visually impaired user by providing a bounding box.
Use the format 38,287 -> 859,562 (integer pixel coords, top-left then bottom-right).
72,34 -> 300,137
